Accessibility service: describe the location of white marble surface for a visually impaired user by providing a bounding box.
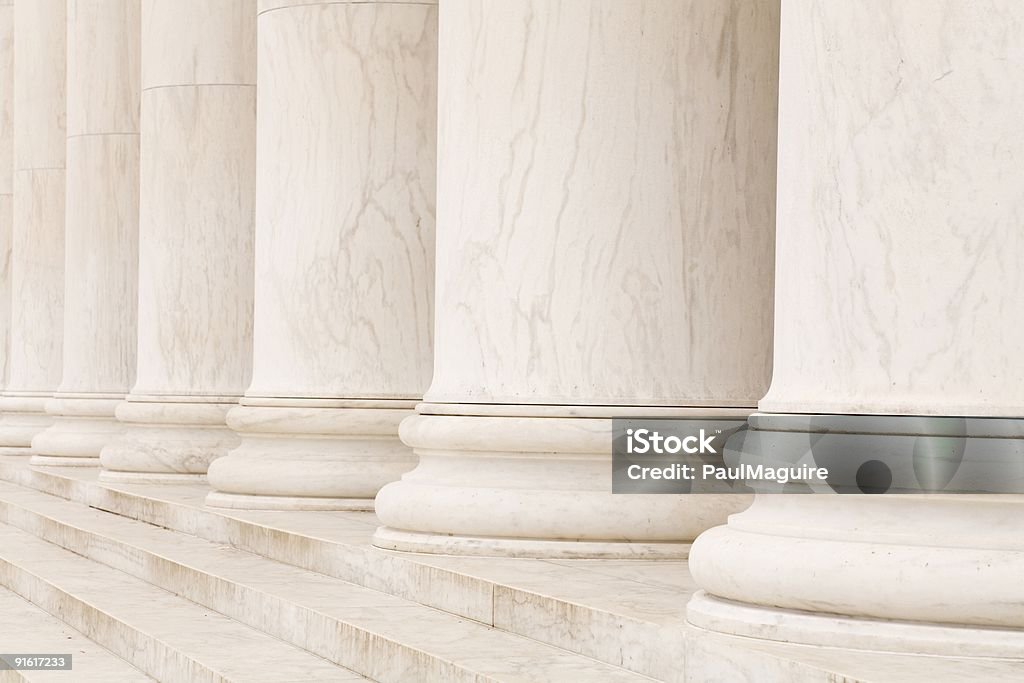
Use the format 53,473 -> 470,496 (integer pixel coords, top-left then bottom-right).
761,0 -> 1024,416
0,4 -> 11,389
0,587 -> 151,682
33,1 -> 141,464
5,460 -> 1022,682
0,0 -> 67,448
247,1 -> 435,400
375,0 -> 777,556
132,84 -> 254,399
424,0 -> 778,407
102,1 -> 256,479
206,1 -> 435,509
689,1 -> 1024,657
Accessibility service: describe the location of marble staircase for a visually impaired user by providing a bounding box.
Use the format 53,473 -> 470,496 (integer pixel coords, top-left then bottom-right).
0,457 -> 1019,683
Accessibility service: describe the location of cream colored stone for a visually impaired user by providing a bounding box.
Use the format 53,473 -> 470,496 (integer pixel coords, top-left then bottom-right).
31,0 -> 140,467
205,0 -> 436,510
0,0 -> 66,452
0,4 -> 12,392
760,1 -> 1024,418
100,0 -> 256,482
688,0 -> 1024,658
374,0 -> 779,557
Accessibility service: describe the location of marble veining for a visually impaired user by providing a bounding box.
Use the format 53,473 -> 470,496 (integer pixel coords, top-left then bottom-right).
762,0 -> 1024,416
57,0 -> 139,396
6,0 -> 66,397
248,1 -> 435,398
0,5 -> 12,388
424,0 -> 779,406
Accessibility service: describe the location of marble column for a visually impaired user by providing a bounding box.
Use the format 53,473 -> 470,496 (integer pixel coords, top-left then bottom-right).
0,2 -> 12,402
204,1 -> 436,510
372,1 -> 779,558
688,1 -> 1024,657
99,0 -> 255,483
30,0 -> 140,466
0,0 -> 66,454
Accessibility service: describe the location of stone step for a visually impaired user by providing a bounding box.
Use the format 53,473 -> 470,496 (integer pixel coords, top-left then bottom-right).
0,586 -> 152,682
0,458 -> 680,679
2,459 -> 1019,683
0,479 -> 652,683
0,522 -> 367,683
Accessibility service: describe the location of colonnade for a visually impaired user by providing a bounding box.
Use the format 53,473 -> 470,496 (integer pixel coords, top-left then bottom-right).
0,0 -> 1019,658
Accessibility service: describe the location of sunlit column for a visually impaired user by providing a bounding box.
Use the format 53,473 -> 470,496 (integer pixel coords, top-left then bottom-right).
0,0 -> 66,453
205,0 -> 436,509
373,0 -> 780,557
688,0 -> 1024,657
99,0 -> 256,482
31,0 -> 140,466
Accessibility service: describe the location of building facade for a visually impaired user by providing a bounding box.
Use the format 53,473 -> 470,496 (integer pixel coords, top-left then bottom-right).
0,1 -> 1019,681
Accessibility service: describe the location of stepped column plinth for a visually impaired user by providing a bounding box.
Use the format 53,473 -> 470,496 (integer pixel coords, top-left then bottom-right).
205,0 -> 437,510
687,1 -> 1024,657
372,0 -> 780,558
30,0 -> 141,466
0,0 -> 66,453
99,0 -> 256,483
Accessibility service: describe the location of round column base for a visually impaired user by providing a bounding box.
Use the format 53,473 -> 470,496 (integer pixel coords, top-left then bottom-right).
687,591 -> 1024,659
372,526 -> 690,559
205,490 -> 373,511
373,404 -> 753,558
204,399 -> 417,511
31,395 -> 125,465
0,395 -> 54,450
99,397 -> 239,481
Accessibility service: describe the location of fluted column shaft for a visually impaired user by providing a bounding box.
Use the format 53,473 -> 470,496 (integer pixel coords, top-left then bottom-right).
31,0 -> 140,466
99,0 -> 256,482
0,0 -> 66,452
688,1 -> 1024,657
373,0 -> 780,557
205,0 -> 436,510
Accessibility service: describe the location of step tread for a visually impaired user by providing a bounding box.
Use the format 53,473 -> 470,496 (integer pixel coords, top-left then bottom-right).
0,521 -> 366,683
0,587 -> 153,682
0,481 -> 653,682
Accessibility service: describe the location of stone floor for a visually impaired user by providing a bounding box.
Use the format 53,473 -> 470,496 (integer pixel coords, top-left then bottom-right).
0,457 -> 1019,682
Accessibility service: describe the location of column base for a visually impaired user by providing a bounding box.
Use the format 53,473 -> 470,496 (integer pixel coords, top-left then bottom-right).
687,413 -> 1024,657
99,397 -> 239,483
204,398 -> 417,511
0,394 -> 54,452
372,404 -> 753,559
687,591 -> 1024,659
30,394 -> 125,466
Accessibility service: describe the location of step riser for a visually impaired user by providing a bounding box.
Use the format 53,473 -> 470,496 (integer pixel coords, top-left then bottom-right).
0,462 -> 665,678
0,558 -> 225,683
0,499 -> 489,683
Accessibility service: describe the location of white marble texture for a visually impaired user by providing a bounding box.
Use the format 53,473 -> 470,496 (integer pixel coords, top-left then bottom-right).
0,3 -> 11,392
31,0 -> 140,466
761,1 -> 1024,417
0,0 -> 66,450
99,0 -> 256,481
688,0 -> 1024,658
374,0 -> 779,557
205,0 -> 436,509
424,0 -> 778,408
